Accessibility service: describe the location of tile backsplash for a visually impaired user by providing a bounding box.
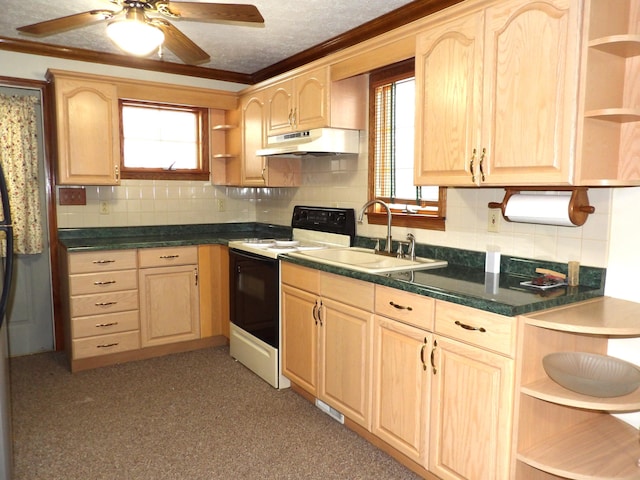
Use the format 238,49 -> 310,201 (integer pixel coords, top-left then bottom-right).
57,149 -> 611,268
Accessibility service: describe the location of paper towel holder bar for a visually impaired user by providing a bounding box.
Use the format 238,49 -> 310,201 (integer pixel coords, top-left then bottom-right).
488,187 -> 595,226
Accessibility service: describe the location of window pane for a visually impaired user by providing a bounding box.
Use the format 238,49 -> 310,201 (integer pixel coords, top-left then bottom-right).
122,105 -> 200,170
394,78 -> 415,200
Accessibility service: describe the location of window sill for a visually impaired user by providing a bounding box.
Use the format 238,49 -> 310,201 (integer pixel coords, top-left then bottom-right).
366,211 -> 445,231
122,171 -> 210,181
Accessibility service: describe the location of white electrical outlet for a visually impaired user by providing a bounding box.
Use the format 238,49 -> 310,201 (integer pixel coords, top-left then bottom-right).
216,199 -> 225,212
488,210 -> 500,232
99,201 -> 110,215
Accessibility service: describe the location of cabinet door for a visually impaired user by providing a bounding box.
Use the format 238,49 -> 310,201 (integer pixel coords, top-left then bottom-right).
481,0 -> 579,185
319,297 -> 373,430
372,316 -> 430,466
281,285 -> 318,395
240,92 -> 267,186
429,336 -> 514,480
294,67 -> 329,131
265,79 -> 294,136
139,265 -> 200,347
414,10 -> 484,186
53,76 -> 120,185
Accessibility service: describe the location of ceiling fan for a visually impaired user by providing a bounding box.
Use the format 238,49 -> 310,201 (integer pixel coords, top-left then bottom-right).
16,1 -> 265,65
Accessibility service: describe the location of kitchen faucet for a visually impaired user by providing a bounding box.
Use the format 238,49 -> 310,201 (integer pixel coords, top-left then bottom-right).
357,199 -> 393,254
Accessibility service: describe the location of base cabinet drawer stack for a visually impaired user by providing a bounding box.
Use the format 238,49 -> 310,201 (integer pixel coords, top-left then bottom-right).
66,249 -> 140,362
61,245 -> 212,372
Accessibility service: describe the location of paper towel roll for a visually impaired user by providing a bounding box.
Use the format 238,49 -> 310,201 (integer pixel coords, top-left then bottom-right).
504,193 -> 575,226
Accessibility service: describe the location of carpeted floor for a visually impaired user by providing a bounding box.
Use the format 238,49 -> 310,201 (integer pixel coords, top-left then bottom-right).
9,346 -> 422,479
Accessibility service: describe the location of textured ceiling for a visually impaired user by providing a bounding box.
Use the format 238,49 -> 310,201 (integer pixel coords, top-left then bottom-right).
1,0 -> 417,75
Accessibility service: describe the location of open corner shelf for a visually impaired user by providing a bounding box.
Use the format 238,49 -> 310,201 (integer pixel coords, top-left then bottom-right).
517,415 -> 640,480
589,35 -> 640,57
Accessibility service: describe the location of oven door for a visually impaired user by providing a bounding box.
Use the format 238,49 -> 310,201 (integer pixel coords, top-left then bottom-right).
229,249 -> 279,349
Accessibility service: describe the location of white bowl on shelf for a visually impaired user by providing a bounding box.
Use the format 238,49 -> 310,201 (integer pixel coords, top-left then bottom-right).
542,352 -> 640,398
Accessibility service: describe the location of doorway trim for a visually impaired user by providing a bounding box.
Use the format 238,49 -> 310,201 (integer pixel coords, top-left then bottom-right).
0,75 -> 63,351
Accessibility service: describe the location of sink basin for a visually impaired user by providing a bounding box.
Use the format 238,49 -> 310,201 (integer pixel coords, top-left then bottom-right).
288,247 -> 447,273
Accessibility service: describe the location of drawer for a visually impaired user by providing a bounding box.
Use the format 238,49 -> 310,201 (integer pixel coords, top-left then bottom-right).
72,330 -> 140,359
71,290 -> 139,318
138,246 -> 198,268
434,300 -> 516,357
375,285 -> 434,331
320,271 -> 374,312
68,249 -> 137,274
281,262 -> 319,294
71,310 -> 139,339
69,270 -> 138,296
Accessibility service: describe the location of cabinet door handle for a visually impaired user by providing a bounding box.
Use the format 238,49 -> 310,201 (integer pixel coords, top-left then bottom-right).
94,301 -> 117,307
420,337 -> 428,371
95,322 -> 118,328
97,343 -> 119,348
469,148 -> 477,183
159,255 -> 180,259
93,280 -> 116,286
479,147 -> 486,181
430,339 -> 438,374
389,301 -> 412,311
92,259 -> 115,264
455,320 -> 486,333
312,301 -> 319,325
317,300 -> 323,326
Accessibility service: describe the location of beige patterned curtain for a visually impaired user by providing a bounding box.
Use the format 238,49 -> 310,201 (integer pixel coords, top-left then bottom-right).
0,94 -> 43,255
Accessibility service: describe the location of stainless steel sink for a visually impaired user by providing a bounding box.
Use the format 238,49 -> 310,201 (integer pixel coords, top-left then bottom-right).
288,247 -> 447,274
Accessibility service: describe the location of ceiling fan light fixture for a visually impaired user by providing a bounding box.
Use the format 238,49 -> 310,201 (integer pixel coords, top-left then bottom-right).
106,7 -> 164,57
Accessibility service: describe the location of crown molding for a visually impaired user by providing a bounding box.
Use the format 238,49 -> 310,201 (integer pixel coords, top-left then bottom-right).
0,0 -> 461,85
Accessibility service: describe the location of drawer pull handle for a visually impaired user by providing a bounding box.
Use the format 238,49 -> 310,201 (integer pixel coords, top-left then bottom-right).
95,301 -> 117,307
389,301 -> 412,311
92,260 -> 115,264
455,320 -> 486,333
94,280 -> 116,286
95,322 -> 118,328
97,343 -> 119,348
159,255 -> 180,259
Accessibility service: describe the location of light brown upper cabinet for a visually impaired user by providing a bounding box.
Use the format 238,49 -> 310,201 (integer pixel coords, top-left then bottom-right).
48,70 -> 121,186
265,66 -> 367,136
415,0 -> 580,187
220,91 -> 301,187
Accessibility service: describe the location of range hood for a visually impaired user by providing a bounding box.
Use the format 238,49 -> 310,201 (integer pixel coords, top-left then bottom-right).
256,128 -> 360,156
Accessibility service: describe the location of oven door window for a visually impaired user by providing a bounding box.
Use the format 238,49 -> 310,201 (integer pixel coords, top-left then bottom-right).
229,250 -> 279,348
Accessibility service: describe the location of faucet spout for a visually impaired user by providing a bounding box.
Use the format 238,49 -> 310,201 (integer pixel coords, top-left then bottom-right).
358,200 -> 393,254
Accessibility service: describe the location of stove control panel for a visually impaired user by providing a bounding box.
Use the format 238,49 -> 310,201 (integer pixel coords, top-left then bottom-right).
291,206 -> 356,242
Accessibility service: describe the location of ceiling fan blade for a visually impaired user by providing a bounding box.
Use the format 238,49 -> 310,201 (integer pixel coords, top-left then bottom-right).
154,20 -> 210,65
16,10 -> 117,36
164,2 -> 264,24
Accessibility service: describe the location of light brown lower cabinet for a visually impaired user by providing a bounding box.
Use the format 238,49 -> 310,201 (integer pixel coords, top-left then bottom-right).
372,316 -> 431,465
282,263 -> 519,479
429,335 -> 514,480
138,246 -> 200,347
61,244 -> 229,372
281,263 -> 374,430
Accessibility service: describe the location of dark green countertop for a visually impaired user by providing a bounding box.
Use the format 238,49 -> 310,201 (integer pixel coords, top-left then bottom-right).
58,223 -> 292,251
280,256 -> 604,317
58,223 -> 606,317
